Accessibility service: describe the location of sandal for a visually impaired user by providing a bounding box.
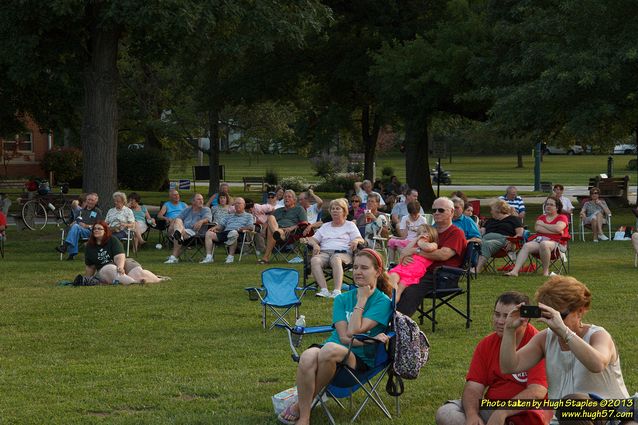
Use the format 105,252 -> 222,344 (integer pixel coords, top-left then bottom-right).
277,404 -> 299,425
257,259 -> 270,265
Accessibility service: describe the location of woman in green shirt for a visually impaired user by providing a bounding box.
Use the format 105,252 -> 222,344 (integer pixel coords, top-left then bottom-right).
85,221 -> 163,284
278,249 -> 393,425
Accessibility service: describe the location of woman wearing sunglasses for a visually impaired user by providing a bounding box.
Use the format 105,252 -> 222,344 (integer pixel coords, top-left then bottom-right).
500,276 -> 635,423
580,188 -> 612,242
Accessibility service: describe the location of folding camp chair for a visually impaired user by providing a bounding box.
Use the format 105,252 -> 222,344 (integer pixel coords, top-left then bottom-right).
272,222 -> 310,263
366,213 -> 390,266
277,292 -> 399,424
483,236 -> 523,273
178,226 -> 212,262
300,243 -> 356,292
418,241 -> 479,332
245,268 -> 306,329
528,236 -> 570,275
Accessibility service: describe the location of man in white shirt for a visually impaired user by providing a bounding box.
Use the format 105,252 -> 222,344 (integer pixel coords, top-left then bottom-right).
552,184 -> 574,214
354,179 -> 385,208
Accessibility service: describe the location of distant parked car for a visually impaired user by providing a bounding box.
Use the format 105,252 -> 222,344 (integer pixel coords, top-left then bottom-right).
613,144 -> 637,154
127,143 -> 145,150
544,145 -> 584,155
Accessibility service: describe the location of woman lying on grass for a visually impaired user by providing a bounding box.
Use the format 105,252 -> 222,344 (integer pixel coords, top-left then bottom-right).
82,220 -> 165,285
277,249 -> 393,425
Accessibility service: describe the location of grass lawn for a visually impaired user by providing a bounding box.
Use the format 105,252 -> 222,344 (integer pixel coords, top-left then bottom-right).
1,203 -> 637,424
169,153 -> 638,186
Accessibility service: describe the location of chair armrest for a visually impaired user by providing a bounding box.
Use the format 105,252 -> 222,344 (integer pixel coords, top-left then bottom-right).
434,265 -> 464,277
244,287 -> 264,301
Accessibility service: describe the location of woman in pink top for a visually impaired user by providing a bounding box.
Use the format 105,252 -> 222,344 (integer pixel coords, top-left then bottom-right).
505,195 -> 568,277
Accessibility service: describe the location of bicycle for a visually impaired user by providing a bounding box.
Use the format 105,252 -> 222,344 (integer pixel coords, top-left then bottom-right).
21,182 -> 73,230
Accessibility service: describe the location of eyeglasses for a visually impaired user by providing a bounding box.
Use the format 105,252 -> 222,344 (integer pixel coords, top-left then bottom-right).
432,208 -> 447,214
93,227 -> 104,231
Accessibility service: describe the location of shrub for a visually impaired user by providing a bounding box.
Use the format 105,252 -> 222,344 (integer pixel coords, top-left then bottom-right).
264,169 -> 279,185
627,159 -> 636,171
117,147 -> 170,190
278,176 -> 307,192
381,166 -> 394,178
41,148 -> 83,184
310,153 -> 347,178
315,172 -> 363,193
347,161 -> 363,173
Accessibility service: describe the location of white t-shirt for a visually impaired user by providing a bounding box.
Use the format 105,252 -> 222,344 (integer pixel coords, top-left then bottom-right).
313,221 -> 361,252
399,214 -> 428,240
306,204 -> 321,224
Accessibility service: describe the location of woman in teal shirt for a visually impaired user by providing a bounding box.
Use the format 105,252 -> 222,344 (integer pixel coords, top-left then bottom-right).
278,248 -> 393,425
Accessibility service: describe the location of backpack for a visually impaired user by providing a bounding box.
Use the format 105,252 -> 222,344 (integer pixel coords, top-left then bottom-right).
386,311 -> 430,396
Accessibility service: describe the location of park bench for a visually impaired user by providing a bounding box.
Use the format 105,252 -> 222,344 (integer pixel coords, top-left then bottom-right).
576,175 -> 630,207
0,179 -> 26,192
243,176 -> 266,192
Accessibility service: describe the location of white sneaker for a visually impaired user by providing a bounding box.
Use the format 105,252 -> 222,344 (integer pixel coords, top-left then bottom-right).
549,272 -> 557,276
200,255 -> 213,264
225,255 -> 235,264
330,289 -> 342,298
598,234 -> 609,241
164,255 -> 178,264
315,288 -> 331,298
560,252 -> 567,263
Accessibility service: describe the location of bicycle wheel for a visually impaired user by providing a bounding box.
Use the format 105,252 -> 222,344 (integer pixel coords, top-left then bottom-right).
57,201 -> 72,226
22,200 -> 47,230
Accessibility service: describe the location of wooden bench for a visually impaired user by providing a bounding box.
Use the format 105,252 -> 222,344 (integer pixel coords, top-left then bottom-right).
0,179 -> 26,192
243,176 -> 266,192
576,175 -> 630,207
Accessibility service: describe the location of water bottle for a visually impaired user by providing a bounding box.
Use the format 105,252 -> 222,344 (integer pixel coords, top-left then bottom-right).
292,315 -> 305,347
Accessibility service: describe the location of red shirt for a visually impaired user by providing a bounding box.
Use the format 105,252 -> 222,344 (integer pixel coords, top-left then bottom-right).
433,224 -> 467,268
466,324 -> 547,400
536,214 -> 569,243
0,211 -> 6,229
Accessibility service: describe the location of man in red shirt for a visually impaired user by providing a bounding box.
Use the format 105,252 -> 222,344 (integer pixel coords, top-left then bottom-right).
435,291 -> 552,425
396,196 -> 467,316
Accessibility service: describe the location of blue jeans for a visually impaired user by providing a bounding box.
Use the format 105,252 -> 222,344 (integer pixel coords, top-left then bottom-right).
65,224 -> 91,255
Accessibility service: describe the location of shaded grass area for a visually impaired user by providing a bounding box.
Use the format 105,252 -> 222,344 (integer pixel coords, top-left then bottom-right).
169,153 -> 638,186
0,217 -> 637,424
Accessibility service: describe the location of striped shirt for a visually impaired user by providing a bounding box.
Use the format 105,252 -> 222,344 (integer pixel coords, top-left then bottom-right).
499,195 -> 526,215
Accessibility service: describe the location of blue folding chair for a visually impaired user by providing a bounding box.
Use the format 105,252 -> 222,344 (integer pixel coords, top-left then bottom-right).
278,292 -> 399,424
245,268 -> 306,329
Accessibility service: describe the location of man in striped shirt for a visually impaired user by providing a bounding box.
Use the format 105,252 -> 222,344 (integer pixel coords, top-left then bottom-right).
499,186 -> 526,222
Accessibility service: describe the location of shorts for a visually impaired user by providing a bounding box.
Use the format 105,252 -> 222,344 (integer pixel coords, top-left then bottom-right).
95,259 -> 141,281
214,230 -> 241,245
583,213 -> 607,225
389,255 -> 433,285
311,251 -> 353,268
308,344 -> 369,372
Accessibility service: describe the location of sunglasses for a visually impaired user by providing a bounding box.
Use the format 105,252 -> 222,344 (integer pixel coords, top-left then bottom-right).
432,208 -> 447,213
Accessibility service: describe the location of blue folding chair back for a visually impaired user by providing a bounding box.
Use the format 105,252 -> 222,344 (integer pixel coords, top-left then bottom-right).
248,268 -> 304,329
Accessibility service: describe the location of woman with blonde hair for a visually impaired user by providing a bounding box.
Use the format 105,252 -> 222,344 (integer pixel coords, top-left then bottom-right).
500,275 -> 635,422
474,199 -> 524,273
304,198 -> 365,298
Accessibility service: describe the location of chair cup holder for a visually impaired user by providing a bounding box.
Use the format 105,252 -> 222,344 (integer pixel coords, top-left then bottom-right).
247,288 -> 259,301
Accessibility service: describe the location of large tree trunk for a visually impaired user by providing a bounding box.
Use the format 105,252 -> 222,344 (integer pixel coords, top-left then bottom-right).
81,19 -> 120,209
207,109 -> 221,197
361,105 -> 380,181
404,113 -> 435,208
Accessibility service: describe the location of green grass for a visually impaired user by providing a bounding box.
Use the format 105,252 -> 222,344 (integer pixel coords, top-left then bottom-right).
169,153 -> 638,186
1,203 -> 637,424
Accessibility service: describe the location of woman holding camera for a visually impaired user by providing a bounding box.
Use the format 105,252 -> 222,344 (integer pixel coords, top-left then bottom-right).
500,276 -> 633,414
505,195 -> 568,277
